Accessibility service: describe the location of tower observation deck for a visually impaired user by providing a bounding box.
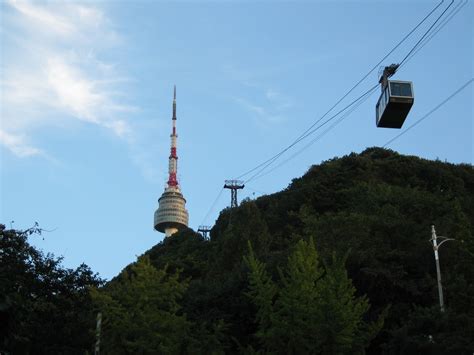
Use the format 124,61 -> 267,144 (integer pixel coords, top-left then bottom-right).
154,86 -> 189,237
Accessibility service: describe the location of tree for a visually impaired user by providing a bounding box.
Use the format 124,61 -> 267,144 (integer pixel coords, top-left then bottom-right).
245,238 -> 382,354
215,200 -> 271,272
5,147 -> 473,353
385,306 -> 474,354
90,256 -> 190,354
0,223 -> 103,354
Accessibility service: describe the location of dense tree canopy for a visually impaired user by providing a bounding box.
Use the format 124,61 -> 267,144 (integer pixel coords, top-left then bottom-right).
245,238 -> 383,354
90,256 -> 190,354
0,223 -> 103,354
3,148 -> 473,354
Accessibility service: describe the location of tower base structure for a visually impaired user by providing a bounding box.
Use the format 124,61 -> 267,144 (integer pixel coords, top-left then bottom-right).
164,227 -> 178,237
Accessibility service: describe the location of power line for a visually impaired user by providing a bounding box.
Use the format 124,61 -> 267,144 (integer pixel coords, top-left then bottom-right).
247,79 -> 472,198
399,0 -> 455,67
383,78 -> 473,148
235,0 -> 445,182
200,187 -> 224,226
244,0 -> 457,184
236,0 -> 444,184
256,78 -> 473,182
237,80 -> 473,199
200,1 -> 461,228
403,0 -> 468,66
247,85 -> 379,184
248,78 -> 472,194
244,84 -> 379,184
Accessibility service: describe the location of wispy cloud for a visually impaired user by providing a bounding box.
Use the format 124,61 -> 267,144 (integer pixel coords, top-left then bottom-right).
222,63 -> 294,127
0,130 -> 44,158
232,88 -> 293,127
234,97 -> 285,125
5,0 -> 119,43
265,89 -> 293,110
0,0 -> 133,158
9,0 -> 76,36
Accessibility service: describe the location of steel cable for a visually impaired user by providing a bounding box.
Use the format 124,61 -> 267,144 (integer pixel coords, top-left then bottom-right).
383,78 -> 473,148
235,0 -> 445,182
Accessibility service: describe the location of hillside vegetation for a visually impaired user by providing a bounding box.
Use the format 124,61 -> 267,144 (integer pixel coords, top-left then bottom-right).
2,148 -> 473,354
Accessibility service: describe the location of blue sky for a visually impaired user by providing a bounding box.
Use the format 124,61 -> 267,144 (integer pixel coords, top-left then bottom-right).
1,0 -> 472,279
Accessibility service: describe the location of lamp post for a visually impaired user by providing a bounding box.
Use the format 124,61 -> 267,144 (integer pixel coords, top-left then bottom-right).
95,312 -> 102,355
429,225 -> 454,313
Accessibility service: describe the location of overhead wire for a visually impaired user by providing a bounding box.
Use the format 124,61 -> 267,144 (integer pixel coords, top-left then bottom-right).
246,0 -> 458,184
383,78 -> 473,148
234,0 -> 445,182
244,84 -> 379,184
201,0 -> 464,227
248,79 -> 473,197
200,187 -> 224,226
403,0 -> 467,66
247,85 -> 379,183
399,0 -> 455,68
251,86 -> 379,182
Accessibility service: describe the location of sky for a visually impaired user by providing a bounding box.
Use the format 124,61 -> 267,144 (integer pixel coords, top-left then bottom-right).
1,0 -> 472,280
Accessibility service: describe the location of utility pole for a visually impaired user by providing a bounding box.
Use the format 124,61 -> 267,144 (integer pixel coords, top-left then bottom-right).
197,225 -> 211,239
429,225 -> 454,313
95,312 -> 102,355
224,180 -> 245,208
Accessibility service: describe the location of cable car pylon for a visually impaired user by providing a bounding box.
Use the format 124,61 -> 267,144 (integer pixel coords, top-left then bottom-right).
197,225 -> 212,239
224,180 -> 245,208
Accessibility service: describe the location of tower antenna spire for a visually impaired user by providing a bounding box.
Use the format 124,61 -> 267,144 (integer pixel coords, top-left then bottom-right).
172,85 -> 177,120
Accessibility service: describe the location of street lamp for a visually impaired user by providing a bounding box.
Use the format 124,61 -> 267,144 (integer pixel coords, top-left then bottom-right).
429,225 -> 454,313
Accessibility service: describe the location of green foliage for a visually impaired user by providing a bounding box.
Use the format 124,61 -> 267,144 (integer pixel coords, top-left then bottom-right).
248,148 -> 473,353
112,148 -> 472,353
245,238 -> 381,354
90,256 -> 190,354
4,147 -> 474,353
145,228 -> 210,279
0,223 -> 103,354
244,242 -> 277,345
385,306 -> 474,354
215,200 -> 271,272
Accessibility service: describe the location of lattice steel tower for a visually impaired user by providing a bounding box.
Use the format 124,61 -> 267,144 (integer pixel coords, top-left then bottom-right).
224,180 -> 245,208
154,86 -> 189,237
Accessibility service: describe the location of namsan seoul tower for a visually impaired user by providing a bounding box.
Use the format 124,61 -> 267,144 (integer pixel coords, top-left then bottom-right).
154,86 -> 189,237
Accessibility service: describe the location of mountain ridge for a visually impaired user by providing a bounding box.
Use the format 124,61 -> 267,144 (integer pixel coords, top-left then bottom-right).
127,147 -> 473,353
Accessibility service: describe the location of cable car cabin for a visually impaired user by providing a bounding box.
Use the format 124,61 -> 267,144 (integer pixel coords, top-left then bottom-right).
376,80 -> 414,128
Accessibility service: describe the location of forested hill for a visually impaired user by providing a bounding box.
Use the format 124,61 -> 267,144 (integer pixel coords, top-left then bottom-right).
6,148 -> 472,354
99,147 -> 473,354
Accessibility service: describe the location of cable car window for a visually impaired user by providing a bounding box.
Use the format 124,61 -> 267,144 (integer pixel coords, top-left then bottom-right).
390,82 -> 412,97
401,83 -> 412,96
